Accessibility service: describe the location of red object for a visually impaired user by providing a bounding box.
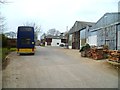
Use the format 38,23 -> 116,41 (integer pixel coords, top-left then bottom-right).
32,48 -> 34,51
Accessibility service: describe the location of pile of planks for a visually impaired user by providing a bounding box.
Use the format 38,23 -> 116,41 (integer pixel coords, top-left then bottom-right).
80,45 -> 109,60
81,47 -> 105,60
86,49 -> 91,58
90,47 -> 104,60
108,50 -> 120,63
81,49 -> 91,57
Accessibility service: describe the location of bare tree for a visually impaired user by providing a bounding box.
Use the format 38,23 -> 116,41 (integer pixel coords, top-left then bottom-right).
23,22 -> 41,33
0,0 -> 8,34
0,0 -> 6,4
0,0 -> 10,4
23,22 -> 41,41
0,14 -> 6,34
4,31 -> 17,38
47,28 -> 61,36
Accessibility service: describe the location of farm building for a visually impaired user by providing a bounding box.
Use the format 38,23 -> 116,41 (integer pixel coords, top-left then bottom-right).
40,33 -> 46,46
80,25 -> 94,48
68,21 -> 95,49
45,35 -> 67,46
89,12 -> 120,50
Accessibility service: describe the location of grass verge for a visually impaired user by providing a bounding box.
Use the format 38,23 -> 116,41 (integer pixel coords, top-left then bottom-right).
2,47 -> 16,70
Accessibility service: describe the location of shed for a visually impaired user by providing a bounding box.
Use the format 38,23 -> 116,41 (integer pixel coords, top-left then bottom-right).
68,21 -> 95,49
45,35 -> 66,46
89,12 -> 120,50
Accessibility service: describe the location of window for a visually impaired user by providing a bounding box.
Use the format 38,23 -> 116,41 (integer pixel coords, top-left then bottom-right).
19,27 -> 32,32
21,38 -> 31,45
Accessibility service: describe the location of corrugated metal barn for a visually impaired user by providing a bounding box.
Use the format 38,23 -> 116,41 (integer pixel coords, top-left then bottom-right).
80,25 -> 94,48
89,12 -> 120,50
68,21 -> 95,49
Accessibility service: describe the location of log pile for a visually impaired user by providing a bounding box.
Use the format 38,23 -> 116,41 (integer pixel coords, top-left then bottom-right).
80,44 -> 109,60
107,50 -> 120,63
86,49 -> 91,58
80,44 -> 120,65
90,47 -> 104,60
81,49 -> 91,57
80,46 -> 107,60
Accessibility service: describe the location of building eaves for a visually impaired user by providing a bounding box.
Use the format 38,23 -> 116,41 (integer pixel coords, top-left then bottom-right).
90,12 -> 120,31
68,21 -> 95,34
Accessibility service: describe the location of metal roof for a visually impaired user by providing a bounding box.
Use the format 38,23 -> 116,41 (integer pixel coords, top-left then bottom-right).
90,12 -> 120,31
68,21 -> 95,34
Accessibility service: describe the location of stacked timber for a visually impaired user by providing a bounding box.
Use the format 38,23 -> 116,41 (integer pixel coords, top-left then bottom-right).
81,49 -> 91,57
108,50 -> 120,63
80,44 -> 108,60
86,49 -> 91,58
90,47 -> 104,60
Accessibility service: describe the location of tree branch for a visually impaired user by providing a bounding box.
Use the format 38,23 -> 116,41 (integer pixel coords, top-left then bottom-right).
0,0 -> 6,4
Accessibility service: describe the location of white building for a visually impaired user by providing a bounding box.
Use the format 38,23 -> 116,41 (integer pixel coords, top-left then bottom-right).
51,38 -> 62,46
45,35 -> 66,47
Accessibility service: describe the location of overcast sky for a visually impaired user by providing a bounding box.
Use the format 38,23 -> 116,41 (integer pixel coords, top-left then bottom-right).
0,0 -> 119,35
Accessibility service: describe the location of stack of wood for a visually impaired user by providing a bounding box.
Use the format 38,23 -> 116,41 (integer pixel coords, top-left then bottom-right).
81,49 -> 91,57
86,49 -> 92,58
81,50 -> 87,57
90,47 -> 104,60
80,45 -> 109,60
108,50 -> 120,63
